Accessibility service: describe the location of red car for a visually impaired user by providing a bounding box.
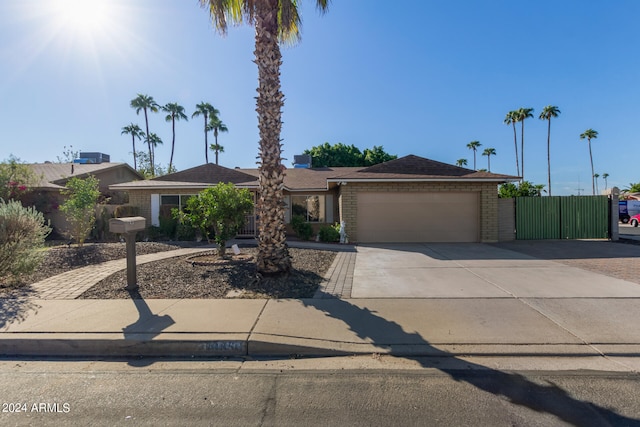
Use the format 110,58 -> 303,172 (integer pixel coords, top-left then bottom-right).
631,213 -> 640,227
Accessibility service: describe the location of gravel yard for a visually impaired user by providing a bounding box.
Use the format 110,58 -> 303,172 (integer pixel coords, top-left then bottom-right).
79,247 -> 335,299
0,242 -> 336,299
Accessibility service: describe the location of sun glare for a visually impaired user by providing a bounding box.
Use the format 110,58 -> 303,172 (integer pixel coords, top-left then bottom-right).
50,0 -> 113,36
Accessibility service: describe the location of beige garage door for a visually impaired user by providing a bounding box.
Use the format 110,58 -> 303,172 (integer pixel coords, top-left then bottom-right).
356,192 -> 480,243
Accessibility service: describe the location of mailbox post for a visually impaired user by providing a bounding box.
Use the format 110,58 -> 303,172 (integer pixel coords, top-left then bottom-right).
109,217 -> 146,291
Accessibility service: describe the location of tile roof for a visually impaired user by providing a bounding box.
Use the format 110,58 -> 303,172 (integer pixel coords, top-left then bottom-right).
152,163 -> 259,185
238,167 -> 363,191
329,155 -> 517,181
110,155 -> 517,191
28,162 -> 141,188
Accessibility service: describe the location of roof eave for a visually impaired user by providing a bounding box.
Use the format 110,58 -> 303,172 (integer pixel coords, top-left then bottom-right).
327,177 -> 518,183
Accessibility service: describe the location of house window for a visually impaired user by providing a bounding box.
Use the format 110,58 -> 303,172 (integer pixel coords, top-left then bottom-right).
160,194 -> 194,218
291,195 -> 325,223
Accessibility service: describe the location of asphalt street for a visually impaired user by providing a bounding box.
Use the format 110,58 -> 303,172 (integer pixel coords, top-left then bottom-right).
2,358 -> 640,426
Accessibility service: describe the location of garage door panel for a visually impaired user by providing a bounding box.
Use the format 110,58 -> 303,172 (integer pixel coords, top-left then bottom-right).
357,192 -> 479,243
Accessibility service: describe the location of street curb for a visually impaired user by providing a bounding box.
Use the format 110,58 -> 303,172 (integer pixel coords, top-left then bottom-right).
3,335 -> 639,359
0,335 -> 247,358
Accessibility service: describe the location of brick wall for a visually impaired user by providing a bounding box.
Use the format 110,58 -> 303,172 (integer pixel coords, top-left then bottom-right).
338,181 -> 500,242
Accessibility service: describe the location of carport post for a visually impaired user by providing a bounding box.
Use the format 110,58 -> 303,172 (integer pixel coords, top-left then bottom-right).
109,217 -> 147,291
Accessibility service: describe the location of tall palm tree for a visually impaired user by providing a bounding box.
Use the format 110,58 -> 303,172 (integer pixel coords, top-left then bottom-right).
516,107 -> 534,180
466,141 -> 482,170
482,147 -> 496,172
199,0 -> 330,275
209,143 -> 225,163
162,102 -> 188,173
121,123 -> 144,170
192,102 -> 219,164
130,94 -> 160,176
580,128 -> 598,195
504,110 -> 520,177
456,158 -> 467,167
539,105 -> 561,196
594,173 -> 600,194
147,133 -> 163,176
602,173 -> 609,191
206,115 -> 229,165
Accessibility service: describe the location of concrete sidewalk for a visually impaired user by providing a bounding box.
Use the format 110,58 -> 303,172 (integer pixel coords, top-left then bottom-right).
1,297 -> 640,372
1,240 -> 640,372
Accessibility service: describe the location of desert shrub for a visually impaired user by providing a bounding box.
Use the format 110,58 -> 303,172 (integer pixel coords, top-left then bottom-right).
0,199 -> 51,281
91,205 -> 112,241
291,215 -> 314,241
319,223 -> 340,242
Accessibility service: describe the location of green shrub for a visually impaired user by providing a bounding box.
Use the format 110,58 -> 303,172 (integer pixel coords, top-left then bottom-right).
175,222 -> 196,241
145,225 -> 163,241
291,215 -> 314,241
159,216 -> 177,239
319,224 -> 340,242
114,205 -> 140,218
0,199 -> 51,281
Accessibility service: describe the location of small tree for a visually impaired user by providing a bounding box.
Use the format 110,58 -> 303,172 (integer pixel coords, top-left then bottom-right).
0,199 -> 51,282
499,181 -> 545,198
135,152 -> 175,178
174,183 -> 253,257
56,145 -> 80,163
60,176 -> 101,246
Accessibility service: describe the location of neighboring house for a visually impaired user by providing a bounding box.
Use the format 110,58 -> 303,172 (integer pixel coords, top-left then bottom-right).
110,155 -> 518,243
22,161 -> 143,236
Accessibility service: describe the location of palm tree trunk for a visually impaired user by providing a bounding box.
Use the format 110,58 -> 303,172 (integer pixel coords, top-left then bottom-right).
589,139 -> 595,195
547,118 -> 551,196
254,1 -> 291,275
204,114 -> 209,164
214,129 -> 219,165
169,117 -> 176,172
512,123 -> 519,177
131,135 -> 137,170
144,108 -> 153,176
520,120 -> 525,181
473,150 -> 476,170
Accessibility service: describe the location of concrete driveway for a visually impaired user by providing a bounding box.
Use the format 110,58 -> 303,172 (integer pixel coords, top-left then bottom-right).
352,243 -> 640,298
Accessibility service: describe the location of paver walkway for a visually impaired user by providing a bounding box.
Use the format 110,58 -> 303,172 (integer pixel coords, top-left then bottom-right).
314,251 -> 356,298
31,247 -> 212,299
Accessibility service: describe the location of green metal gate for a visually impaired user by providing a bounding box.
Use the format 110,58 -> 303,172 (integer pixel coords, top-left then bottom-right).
515,196 -> 609,240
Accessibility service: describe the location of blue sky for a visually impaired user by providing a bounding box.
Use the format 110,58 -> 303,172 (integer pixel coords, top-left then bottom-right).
1,0 -> 638,195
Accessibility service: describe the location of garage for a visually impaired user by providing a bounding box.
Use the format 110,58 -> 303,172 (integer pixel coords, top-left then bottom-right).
356,192 -> 480,243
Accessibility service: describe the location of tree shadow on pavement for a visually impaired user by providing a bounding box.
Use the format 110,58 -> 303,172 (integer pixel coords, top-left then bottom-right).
0,291 -> 41,330
303,293 -> 640,427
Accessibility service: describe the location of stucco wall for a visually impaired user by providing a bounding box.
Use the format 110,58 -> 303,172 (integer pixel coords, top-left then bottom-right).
338,181 -> 500,243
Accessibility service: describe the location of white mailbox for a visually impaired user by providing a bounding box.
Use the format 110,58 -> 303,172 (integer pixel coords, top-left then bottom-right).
109,217 -> 146,234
